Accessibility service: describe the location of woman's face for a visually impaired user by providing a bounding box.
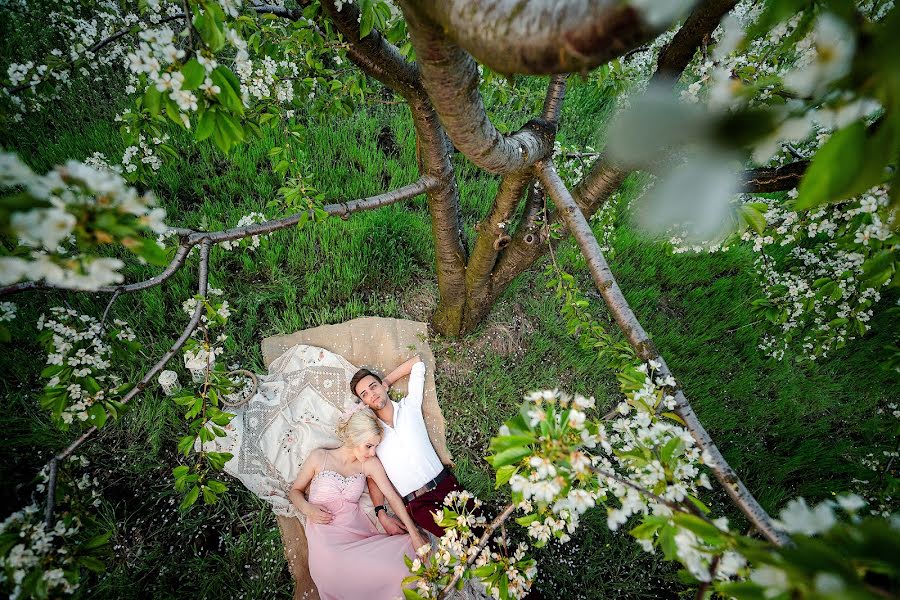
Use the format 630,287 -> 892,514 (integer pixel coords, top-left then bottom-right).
352,434 -> 381,462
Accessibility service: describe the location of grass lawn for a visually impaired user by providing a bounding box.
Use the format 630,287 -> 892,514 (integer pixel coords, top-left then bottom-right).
2,68 -> 898,599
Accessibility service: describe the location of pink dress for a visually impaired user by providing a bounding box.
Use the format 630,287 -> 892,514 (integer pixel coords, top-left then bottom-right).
305,456 -> 417,600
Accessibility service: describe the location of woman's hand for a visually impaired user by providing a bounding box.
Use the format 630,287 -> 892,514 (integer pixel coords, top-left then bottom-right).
302,503 -> 333,524
410,529 -> 429,555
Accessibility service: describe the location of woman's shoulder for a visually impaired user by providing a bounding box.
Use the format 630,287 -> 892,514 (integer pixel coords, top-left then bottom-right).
306,447 -> 327,465
362,456 -> 385,476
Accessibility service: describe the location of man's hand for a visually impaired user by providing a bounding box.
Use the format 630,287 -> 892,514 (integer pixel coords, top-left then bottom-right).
302,503 -> 333,524
378,511 -> 407,535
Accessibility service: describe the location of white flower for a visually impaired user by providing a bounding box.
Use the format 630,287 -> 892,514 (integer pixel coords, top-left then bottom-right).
774,497 -> 836,535
750,566 -> 790,598
834,493 -> 865,513
783,14 -> 855,96
11,208 -> 76,250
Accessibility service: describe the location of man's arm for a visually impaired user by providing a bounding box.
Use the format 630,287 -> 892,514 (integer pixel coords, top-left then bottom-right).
382,354 -> 421,388
367,477 -> 407,535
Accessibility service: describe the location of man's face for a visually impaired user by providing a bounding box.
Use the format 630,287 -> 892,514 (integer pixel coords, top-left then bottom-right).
356,375 -> 388,411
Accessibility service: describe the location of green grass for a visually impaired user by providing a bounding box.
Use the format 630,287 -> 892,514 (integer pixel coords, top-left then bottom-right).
2,55 -> 898,600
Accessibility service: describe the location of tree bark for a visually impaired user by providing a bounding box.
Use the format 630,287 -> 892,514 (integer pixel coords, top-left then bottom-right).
455,76 -> 568,333
320,0 -> 469,335
400,0 -> 657,75
482,0 -> 738,319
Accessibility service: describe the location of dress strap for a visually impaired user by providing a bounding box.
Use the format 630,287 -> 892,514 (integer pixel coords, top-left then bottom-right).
321,449 -> 328,472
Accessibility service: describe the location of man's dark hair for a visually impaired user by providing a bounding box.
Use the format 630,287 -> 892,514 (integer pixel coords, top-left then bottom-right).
350,368 -> 381,399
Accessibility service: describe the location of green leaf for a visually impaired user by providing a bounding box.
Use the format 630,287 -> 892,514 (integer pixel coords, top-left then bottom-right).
795,122 -> 868,210
181,59 -> 205,90
738,202 -> 768,234
196,109 -> 216,141
178,435 -> 196,456
515,513 -> 540,527
661,411 -> 685,425
83,531 -> 113,550
218,112 -> 245,143
206,479 -> 227,494
861,250 -> 895,288
165,96 -> 186,128
88,404 -> 108,429
133,237 -> 169,266
402,589 -> 427,600
211,66 -> 244,115
486,445 -> 531,469
489,433 -> 536,453
180,485 -> 200,510
144,85 -> 162,117
358,0 -> 375,38
172,465 -> 190,478
202,486 -> 218,504
672,513 -> 725,545
79,555 -> 107,573
494,465 -> 518,489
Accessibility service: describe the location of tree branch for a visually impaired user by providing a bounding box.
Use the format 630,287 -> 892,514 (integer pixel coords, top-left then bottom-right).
44,240 -> 212,526
398,7 -> 559,174
438,502 -> 516,598
0,177 -> 435,297
535,160 -> 790,547
655,0 -> 738,77
740,160 -> 809,193
490,0 -> 737,297
460,76 -> 568,331
319,0 -> 422,96
400,0 -> 659,75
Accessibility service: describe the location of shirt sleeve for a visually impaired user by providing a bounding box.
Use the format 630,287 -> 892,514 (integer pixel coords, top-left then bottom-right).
404,360 -> 426,411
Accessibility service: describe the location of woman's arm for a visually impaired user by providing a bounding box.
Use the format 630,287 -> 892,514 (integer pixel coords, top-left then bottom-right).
365,458 -> 428,550
366,478 -> 407,534
289,449 -> 333,524
382,354 -> 421,388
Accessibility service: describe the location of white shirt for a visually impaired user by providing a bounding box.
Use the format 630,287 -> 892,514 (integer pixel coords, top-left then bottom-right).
375,361 -> 445,497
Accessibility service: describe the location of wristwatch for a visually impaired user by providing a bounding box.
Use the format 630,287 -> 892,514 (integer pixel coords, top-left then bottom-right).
374,504 -> 386,515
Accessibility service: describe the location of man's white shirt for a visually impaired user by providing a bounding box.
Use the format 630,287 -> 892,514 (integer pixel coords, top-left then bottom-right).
375,360 -> 444,497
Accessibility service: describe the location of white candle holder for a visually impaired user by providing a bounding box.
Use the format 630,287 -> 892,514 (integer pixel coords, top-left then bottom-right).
184,349 -> 214,384
189,364 -> 215,384
158,370 -> 181,396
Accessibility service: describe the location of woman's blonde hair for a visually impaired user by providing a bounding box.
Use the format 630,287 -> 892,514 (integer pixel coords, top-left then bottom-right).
335,407 -> 383,447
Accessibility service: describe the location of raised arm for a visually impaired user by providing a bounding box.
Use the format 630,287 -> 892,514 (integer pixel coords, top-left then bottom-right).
382,354 -> 422,387
288,449 -> 333,524
365,458 -> 428,551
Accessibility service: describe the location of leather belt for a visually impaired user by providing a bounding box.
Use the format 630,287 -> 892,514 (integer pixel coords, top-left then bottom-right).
403,468 -> 450,503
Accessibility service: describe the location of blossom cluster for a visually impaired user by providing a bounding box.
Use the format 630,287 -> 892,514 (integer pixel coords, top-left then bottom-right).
36,307 -> 137,427
732,493 -> 899,598
219,212 -> 268,251
406,490 -> 537,600
1,152 -> 170,290
0,455 -> 107,600
670,184 -> 895,362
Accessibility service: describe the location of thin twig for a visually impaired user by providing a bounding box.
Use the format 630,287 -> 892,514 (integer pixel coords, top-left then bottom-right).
439,503 -> 516,598
99,288 -> 122,331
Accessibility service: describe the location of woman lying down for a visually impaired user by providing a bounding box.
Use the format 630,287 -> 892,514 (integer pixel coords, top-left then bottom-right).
289,407 -> 428,600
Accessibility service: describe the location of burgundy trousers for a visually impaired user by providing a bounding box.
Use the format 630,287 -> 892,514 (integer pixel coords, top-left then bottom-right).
405,472 -> 465,538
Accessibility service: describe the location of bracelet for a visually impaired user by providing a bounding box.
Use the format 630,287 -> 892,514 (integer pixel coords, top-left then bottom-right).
374,504 -> 386,515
